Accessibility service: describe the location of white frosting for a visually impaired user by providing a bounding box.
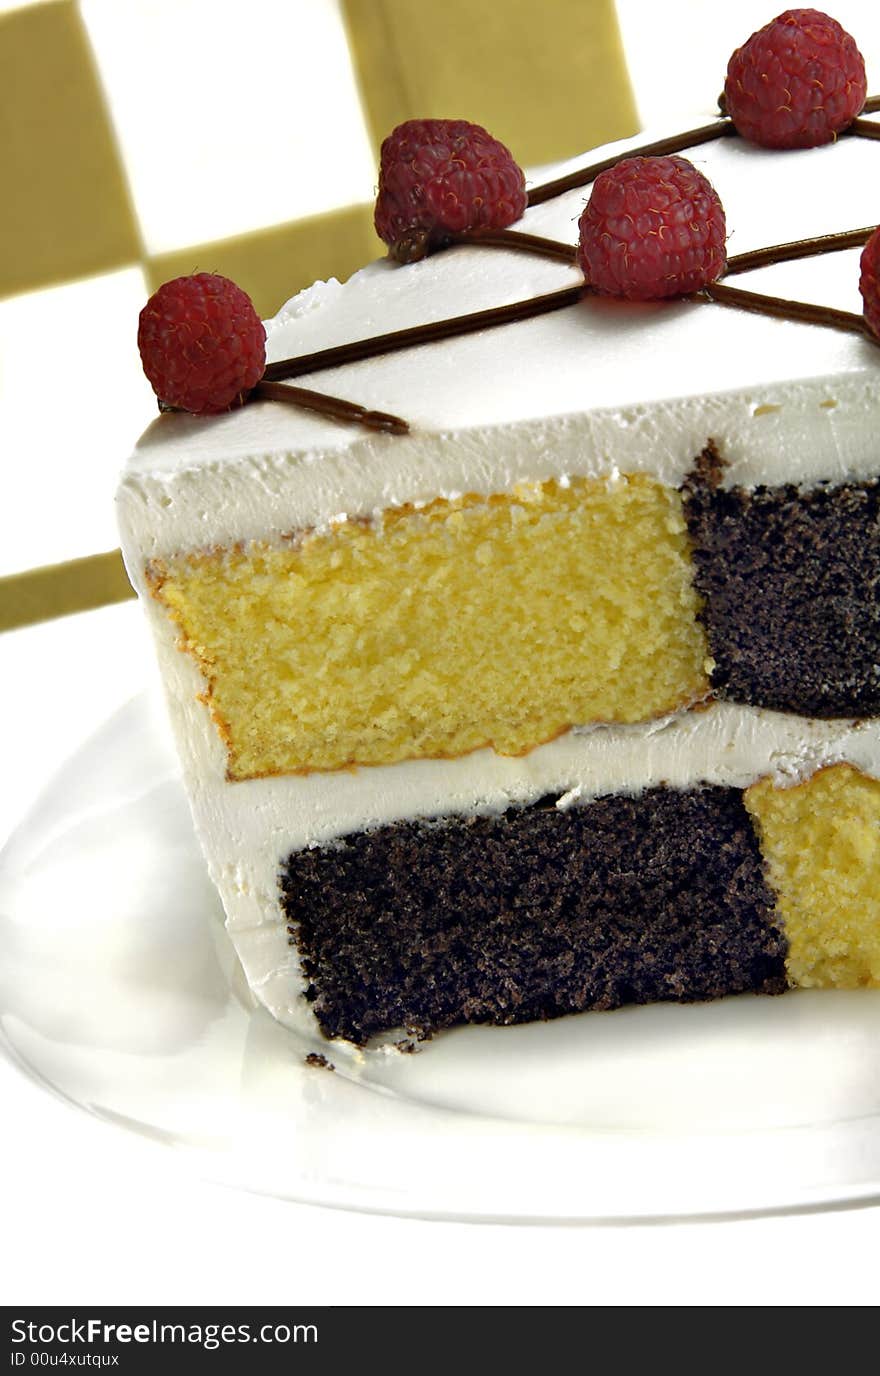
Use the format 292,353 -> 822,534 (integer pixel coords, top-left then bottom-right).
118,120 -> 880,1048
117,122 -> 880,570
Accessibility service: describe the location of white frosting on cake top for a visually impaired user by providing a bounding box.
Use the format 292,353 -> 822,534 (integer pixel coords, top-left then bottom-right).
118,120 -> 880,567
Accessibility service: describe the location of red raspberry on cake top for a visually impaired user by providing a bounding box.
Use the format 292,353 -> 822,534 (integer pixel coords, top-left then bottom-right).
724,8 -> 866,149
138,272 -> 266,416
374,118 -> 527,262
859,228 -> 880,341
577,155 -> 727,301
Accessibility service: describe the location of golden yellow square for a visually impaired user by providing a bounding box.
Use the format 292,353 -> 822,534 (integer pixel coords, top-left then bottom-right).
342,0 -> 638,170
0,1 -> 141,299
146,205 -> 377,320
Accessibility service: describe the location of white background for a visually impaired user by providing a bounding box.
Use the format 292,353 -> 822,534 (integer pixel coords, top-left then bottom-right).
4,0 -> 880,1307
617,0 -> 880,126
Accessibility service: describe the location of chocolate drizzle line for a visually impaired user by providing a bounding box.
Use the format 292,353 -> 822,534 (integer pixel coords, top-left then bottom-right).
725,226 -> 877,275
262,284 -> 587,383
453,227 -> 579,264
454,225 -> 880,279
702,280 -> 868,338
249,95 -> 880,430
526,119 -> 734,206
252,381 -> 409,434
851,117 -> 880,140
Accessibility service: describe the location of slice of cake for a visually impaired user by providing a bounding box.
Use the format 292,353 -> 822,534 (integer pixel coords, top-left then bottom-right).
118,57 -> 880,1052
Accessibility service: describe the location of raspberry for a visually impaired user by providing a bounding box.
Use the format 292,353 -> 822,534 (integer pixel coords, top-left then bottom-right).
577,155 -> 726,301
859,228 -> 880,340
374,118 -> 527,261
724,9 -> 866,149
138,273 -> 266,415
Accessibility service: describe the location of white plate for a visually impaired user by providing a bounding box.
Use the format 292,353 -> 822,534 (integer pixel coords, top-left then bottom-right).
3,694 -> 880,1223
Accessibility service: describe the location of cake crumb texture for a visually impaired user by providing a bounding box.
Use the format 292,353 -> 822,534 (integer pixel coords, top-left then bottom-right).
282,786 -> 786,1045
150,475 -> 708,777
746,764 -> 880,990
682,474 -> 880,717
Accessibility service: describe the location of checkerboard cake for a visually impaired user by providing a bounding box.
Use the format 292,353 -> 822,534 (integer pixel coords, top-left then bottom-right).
118,116 -> 880,1052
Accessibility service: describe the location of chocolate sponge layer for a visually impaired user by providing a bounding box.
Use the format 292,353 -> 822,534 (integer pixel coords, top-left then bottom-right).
282,787 -> 786,1045
682,466 -> 880,717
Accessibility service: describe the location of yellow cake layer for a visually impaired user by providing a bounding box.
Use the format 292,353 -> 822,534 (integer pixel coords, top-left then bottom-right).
746,764 -> 880,989
149,475 -> 710,777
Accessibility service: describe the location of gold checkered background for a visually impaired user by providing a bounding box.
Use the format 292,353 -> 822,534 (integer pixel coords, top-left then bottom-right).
0,0 -> 637,631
